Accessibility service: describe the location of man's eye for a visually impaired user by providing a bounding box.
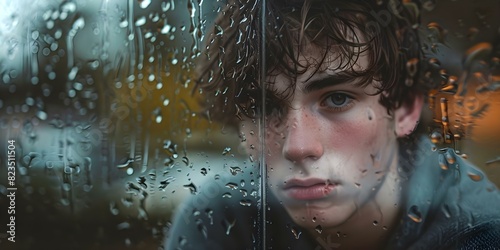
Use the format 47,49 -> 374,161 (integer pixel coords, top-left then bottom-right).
322,93 -> 352,108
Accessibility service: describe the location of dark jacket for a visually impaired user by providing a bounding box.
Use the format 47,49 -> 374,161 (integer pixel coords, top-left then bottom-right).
164,138 -> 500,249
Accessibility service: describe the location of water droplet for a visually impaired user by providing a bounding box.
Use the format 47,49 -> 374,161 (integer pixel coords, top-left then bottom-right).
182,156 -> 189,166
408,205 -> 422,223
61,198 -> 70,206
222,147 -> 231,155
225,182 -> 238,190
428,58 -> 441,68
373,220 -> 379,226
124,238 -> 131,247
467,171 -> 483,182
137,176 -> 147,189
36,111 -> 48,120
438,153 -> 448,170
68,66 -> 78,80
178,236 -> 187,246
444,150 -> 456,164
70,16 -> 85,35
467,27 -> 479,40
121,197 -> 133,207
406,58 -> 419,77
193,209 -> 201,217
222,218 -> 236,235
138,0 -> 151,9
163,99 -> 170,106
62,183 -> 71,191
441,75 -> 457,93
119,19 -> 128,28
239,199 -> 252,207
161,23 -> 172,34
197,219 -> 208,239
62,2 -> 77,13
229,166 -> 242,176
135,16 -> 147,27
427,22 -> 446,43
127,167 -> 134,175
422,0 -> 436,11
183,182 -> 197,194
464,42 -> 492,68
441,204 -> 451,218
240,189 -> 248,197
222,192 -> 232,199
110,202 -> 119,215
315,225 -> 323,234
291,226 -> 302,239
200,168 -> 208,175
117,221 -> 130,230
159,177 -> 175,190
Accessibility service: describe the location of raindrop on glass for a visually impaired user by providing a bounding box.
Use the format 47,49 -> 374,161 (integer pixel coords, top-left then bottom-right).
441,204 -> 451,218
222,147 -> 231,155
467,171 -> 483,182
200,168 -> 207,176
135,16 -> 147,27
408,205 -> 422,223
315,225 -> 323,234
291,226 -> 302,239
126,167 -> 134,175
438,153 -> 448,170
138,0 -> 152,9
239,199 -> 252,207
110,202 -> 120,215
229,166 -> 241,176
444,150 -> 456,164
225,182 -> 238,190
183,182 -> 197,194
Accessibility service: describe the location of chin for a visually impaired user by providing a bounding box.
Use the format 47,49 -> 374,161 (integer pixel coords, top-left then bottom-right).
284,203 -> 351,229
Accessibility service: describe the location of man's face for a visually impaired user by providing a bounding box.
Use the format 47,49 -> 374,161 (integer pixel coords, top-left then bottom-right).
241,45 -> 406,231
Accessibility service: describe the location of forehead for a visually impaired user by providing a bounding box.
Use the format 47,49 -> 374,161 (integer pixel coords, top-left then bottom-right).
267,42 -> 371,93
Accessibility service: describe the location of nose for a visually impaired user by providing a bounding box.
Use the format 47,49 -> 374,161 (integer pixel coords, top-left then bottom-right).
281,108 -> 324,163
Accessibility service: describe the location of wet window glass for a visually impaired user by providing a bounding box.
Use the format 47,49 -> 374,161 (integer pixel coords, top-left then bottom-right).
0,0 -> 499,249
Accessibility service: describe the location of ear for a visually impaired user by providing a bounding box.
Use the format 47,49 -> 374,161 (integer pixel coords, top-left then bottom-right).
394,94 -> 424,137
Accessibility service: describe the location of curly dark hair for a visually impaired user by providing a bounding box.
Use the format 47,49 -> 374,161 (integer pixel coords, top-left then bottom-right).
194,0 -> 427,127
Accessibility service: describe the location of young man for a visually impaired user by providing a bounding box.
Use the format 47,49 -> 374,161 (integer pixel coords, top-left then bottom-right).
165,0 -> 500,249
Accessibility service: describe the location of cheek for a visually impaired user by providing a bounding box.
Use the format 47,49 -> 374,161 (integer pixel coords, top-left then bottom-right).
328,107 -> 394,175
330,109 -> 382,150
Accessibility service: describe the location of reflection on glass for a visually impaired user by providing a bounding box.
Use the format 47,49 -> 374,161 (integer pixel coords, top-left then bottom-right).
0,0 -> 499,249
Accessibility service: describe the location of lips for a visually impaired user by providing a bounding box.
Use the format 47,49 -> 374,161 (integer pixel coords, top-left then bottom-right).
283,178 -> 335,200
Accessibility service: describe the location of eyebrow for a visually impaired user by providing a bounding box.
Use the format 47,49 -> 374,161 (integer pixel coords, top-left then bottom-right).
303,72 -> 356,94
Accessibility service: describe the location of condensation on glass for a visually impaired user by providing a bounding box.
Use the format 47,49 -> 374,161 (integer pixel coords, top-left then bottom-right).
0,0 -> 498,249
0,0 -> 261,249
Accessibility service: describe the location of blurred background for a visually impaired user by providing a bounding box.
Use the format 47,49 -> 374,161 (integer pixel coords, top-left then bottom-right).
0,0 -> 499,249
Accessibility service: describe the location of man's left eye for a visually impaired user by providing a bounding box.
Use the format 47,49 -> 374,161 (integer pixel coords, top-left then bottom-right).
323,93 -> 352,108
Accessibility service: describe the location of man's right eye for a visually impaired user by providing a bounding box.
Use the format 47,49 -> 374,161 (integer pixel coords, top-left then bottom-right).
320,92 -> 355,112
